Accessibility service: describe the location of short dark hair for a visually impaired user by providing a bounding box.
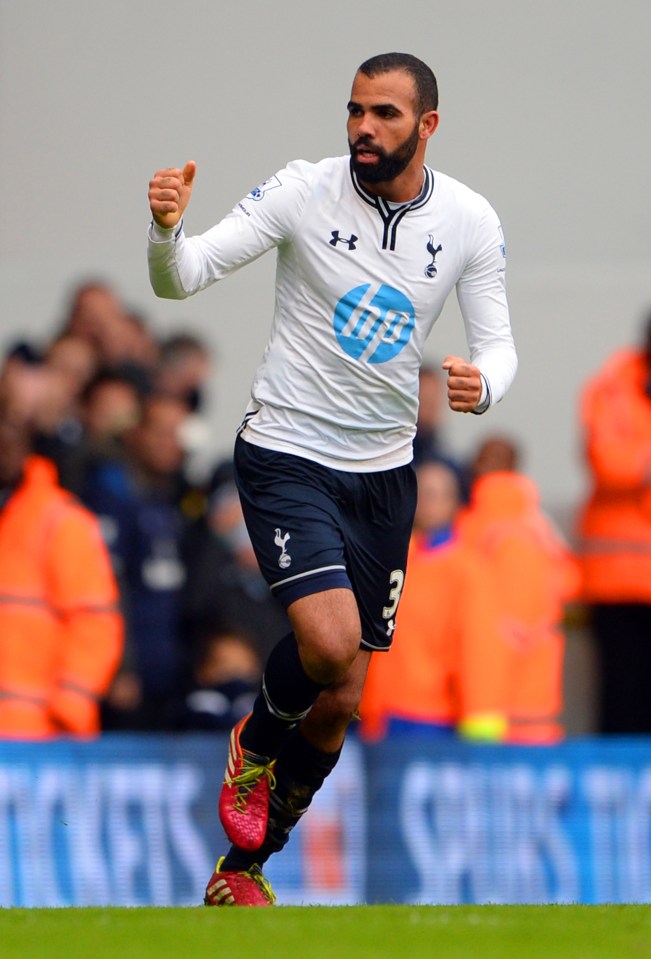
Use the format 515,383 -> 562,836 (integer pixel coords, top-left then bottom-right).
357,52 -> 438,114
81,366 -> 147,405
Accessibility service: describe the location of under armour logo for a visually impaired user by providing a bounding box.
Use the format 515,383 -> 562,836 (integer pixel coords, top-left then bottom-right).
330,230 -> 358,250
274,528 -> 292,569
425,235 -> 443,277
385,618 -> 396,637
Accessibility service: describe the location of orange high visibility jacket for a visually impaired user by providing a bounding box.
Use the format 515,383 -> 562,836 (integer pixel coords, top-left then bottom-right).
577,348 -> 651,602
0,456 -> 123,738
457,472 -> 580,744
359,531 -> 508,741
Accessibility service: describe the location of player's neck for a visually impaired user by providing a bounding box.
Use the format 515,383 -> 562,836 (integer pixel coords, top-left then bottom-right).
361,165 -> 425,204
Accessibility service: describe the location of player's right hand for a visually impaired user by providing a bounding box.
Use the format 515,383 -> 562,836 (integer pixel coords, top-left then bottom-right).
148,161 -> 197,229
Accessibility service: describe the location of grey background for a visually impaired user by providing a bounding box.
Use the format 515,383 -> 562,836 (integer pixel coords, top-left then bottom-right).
1,0 -> 650,534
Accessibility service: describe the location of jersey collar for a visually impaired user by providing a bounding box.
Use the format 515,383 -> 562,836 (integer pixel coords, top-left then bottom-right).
349,161 -> 434,214
349,162 -> 435,251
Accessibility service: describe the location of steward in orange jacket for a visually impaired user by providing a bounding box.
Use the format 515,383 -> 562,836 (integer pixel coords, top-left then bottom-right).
0,455 -> 123,737
360,530 -> 508,741
458,464 -> 580,743
577,347 -> 651,602
577,328 -> 651,732
359,459 -> 508,743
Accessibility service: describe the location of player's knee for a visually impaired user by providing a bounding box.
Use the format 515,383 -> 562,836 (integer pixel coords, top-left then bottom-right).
290,588 -> 362,685
299,628 -> 360,686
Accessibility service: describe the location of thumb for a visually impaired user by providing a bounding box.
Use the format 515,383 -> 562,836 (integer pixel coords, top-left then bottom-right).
182,160 -> 197,186
441,355 -> 463,371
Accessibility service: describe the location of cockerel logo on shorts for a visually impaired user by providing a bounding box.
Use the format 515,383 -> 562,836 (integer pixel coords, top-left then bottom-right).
274,528 -> 292,569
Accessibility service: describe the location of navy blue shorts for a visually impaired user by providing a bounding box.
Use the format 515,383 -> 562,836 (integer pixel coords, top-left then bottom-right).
233,436 -> 417,651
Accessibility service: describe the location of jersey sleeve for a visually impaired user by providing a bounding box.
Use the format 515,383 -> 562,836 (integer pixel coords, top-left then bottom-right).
148,160 -> 313,300
456,200 -> 518,407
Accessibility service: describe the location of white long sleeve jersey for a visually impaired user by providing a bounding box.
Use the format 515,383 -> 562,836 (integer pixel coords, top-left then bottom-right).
148,156 -> 517,471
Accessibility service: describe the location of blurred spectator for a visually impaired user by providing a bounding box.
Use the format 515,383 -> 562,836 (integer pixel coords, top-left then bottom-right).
0,343 -> 45,411
1,345 -> 86,486
471,433 -> 518,476
52,367 -> 146,496
60,280 -> 158,390
31,334 -> 101,486
45,332 -> 99,397
182,478 -> 292,664
577,310 -> 651,733
2,285 -> 156,493
413,364 -> 448,464
0,383 -> 123,738
2,341 -> 43,369
413,364 -> 470,498
83,393 -> 193,730
154,332 -> 215,484
124,309 -> 161,372
359,458 -> 507,742
155,333 -> 212,412
173,627 -> 261,732
458,435 -> 581,743
62,280 -> 132,360
81,368 -> 144,447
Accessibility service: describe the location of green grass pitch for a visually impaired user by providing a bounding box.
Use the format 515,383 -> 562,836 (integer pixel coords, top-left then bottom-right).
2,905 -> 651,959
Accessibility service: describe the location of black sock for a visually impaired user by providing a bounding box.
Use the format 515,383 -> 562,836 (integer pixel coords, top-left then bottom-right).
240,632 -> 326,758
221,729 -> 342,872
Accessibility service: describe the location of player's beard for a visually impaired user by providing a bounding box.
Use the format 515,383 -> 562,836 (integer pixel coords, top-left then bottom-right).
349,120 -> 420,185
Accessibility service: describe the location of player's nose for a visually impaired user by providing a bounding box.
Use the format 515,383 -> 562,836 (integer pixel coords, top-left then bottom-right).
356,116 -> 376,138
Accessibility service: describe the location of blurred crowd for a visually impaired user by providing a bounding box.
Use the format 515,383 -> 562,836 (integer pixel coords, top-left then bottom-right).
2,278 -> 651,741
0,279 -> 289,737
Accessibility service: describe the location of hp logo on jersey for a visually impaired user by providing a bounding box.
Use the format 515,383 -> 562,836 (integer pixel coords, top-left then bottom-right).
333,283 -> 415,364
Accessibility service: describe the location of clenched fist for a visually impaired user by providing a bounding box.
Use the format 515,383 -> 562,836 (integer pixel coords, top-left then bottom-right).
148,161 -> 197,229
442,355 -> 483,412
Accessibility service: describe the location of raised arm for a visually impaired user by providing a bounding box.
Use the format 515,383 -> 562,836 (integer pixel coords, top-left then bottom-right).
147,157 -> 311,301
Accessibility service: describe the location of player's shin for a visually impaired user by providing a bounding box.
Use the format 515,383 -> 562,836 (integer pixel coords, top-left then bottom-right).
240,632 -> 327,758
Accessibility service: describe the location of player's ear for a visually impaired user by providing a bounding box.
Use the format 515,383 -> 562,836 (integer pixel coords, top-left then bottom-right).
420,111 -> 439,140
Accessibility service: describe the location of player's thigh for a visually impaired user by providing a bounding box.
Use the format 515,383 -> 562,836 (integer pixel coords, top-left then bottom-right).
233,436 -> 351,603
345,463 -> 417,651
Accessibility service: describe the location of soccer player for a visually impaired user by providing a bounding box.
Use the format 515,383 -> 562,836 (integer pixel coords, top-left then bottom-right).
147,52 -> 517,906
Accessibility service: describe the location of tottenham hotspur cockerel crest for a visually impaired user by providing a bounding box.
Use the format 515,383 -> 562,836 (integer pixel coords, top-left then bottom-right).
274,528 -> 292,569
425,235 -> 443,277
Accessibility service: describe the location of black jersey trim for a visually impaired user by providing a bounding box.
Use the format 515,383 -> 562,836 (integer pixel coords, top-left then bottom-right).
349,163 -> 435,250
471,373 -> 493,416
236,410 -> 259,435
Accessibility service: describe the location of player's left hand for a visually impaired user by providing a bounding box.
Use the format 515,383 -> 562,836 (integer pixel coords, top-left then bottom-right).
442,355 -> 483,412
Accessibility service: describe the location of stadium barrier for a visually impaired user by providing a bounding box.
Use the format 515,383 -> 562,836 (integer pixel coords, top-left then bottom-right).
1,735 -> 650,906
